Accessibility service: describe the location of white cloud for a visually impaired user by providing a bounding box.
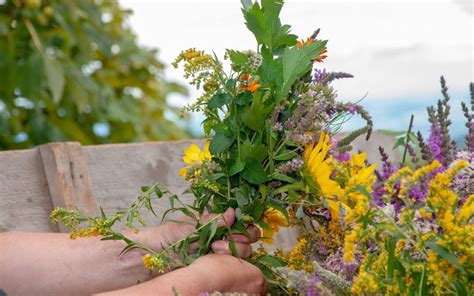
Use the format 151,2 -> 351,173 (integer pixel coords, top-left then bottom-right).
120,0 -> 473,134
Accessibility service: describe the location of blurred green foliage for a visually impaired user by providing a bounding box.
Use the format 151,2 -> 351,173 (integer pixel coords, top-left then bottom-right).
0,0 -> 189,150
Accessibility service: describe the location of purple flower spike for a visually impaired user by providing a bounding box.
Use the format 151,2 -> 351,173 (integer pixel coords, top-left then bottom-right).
314,68 -> 329,85
307,275 -> 321,296
428,124 -> 444,164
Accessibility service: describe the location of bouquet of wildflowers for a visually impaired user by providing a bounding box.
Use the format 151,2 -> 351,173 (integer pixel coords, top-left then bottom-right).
277,79 -> 474,295
50,0 -> 473,294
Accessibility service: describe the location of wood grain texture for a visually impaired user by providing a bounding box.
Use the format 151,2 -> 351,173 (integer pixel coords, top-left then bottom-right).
0,148 -> 58,232
0,132 -> 398,243
39,142 -> 98,232
84,140 -> 203,229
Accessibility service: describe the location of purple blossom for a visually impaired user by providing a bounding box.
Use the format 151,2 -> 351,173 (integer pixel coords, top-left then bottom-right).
371,184 -> 386,206
347,103 -> 357,115
307,275 -> 321,296
409,186 -> 426,205
322,248 -> 360,282
313,68 -> 329,85
382,161 -> 396,180
335,152 -> 350,162
428,124 -> 444,164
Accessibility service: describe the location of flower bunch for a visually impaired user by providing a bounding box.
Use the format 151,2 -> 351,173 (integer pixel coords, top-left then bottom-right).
48,1 -> 472,294
279,79 -> 474,295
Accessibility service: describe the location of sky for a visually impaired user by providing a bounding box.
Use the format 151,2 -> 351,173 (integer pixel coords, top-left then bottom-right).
120,0 -> 473,138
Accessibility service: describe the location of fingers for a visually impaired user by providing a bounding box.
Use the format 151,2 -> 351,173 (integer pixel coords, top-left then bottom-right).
227,225 -> 260,244
211,240 -> 252,258
202,208 -> 236,228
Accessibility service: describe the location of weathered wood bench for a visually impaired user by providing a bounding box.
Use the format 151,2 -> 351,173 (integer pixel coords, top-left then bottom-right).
0,133 -> 399,249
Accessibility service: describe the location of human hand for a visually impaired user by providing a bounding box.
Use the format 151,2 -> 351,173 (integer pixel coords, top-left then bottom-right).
130,208 -> 260,259
100,253 -> 268,295
184,254 -> 269,295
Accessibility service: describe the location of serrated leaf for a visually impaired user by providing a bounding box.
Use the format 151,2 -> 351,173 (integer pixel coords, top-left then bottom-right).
43,56 -> 65,103
241,92 -> 272,131
208,92 -> 232,109
227,50 -> 249,67
279,40 -> 326,99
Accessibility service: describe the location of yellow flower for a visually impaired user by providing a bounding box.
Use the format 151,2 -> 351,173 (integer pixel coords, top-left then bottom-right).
351,271 -> 378,295
259,207 -> 288,244
143,253 -> 165,272
179,142 -> 212,177
304,132 -> 346,219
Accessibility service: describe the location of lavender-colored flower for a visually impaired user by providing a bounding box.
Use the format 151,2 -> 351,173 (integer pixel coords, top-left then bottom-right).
371,183 -> 386,206
335,152 -> 350,162
428,124 -> 444,164
409,186 -> 426,205
277,158 -> 304,174
314,68 -> 329,85
307,276 -> 321,296
322,249 -> 360,282
381,161 -> 396,180
347,103 -> 357,115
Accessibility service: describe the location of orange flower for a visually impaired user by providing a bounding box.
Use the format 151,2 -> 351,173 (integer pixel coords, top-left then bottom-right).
315,47 -> 328,63
297,37 -> 328,63
297,37 -> 313,48
240,73 -> 250,81
245,80 -> 260,93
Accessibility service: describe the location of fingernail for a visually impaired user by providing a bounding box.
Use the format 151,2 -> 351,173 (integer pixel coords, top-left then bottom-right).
211,240 -> 227,251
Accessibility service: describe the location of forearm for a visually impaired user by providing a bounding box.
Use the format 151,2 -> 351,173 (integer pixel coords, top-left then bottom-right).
0,231 -> 158,295
95,265 -> 211,296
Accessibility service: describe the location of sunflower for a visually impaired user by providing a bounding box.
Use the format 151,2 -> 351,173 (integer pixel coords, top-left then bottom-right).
259,207 -> 288,244
178,142 -> 212,177
303,132 -> 347,220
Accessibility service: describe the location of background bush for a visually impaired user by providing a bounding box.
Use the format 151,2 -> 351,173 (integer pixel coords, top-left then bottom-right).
0,0 -> 188,150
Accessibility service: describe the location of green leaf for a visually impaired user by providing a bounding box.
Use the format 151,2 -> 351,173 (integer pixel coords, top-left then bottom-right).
234,92 -> 253,106
206,219 -> 218,246
154,186 -> 163,198
257,255 -> 284,267
199,223 -> 211,250
386,238 -> 396,285
43,56 -> 65,103
229,240 -> 239,257
17,53 -> 42,97
271,172 -> 296,183
235,190 -> 249,208
210,132 -> 234,154
228,159 -> 245,176
241,158 -> 269,185
425,241 -> 467,275
279,40 -> 327,99
240,140 -> 268,162
241,0 -> 296,50
241,92 -> 273,131
227,50 -> 249,68
208,92 -> 232,109
274,149 -> 298,161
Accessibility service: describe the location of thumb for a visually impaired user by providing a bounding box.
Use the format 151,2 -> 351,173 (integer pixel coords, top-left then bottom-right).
202,207 -> 235,228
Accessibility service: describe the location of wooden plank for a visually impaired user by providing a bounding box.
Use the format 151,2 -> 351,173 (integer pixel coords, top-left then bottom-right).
84,140 -> 201,229
39,142 -> 98,232
0,148 -> 58,232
